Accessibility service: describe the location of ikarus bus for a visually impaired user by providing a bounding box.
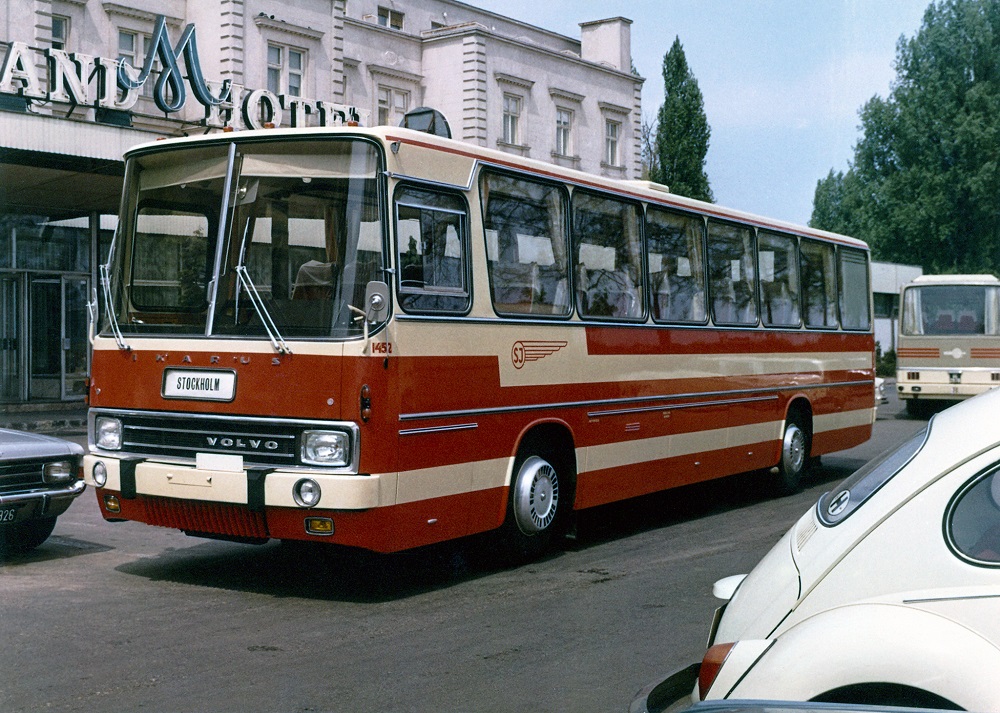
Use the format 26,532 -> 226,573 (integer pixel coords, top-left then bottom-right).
85,122 -> 876,559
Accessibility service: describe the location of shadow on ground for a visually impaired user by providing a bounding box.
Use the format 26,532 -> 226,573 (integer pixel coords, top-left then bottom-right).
0,535 -> 114,566
112,457 -> 859,602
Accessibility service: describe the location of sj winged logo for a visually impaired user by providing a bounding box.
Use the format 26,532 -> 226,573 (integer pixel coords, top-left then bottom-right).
511,340 -> 568,369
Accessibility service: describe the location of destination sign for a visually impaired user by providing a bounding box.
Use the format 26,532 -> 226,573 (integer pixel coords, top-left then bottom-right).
162,369 -> 237,401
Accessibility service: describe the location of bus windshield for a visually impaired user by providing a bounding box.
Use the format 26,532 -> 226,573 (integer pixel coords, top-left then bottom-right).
103,138 -> 385,341
902,284 -> 1000,336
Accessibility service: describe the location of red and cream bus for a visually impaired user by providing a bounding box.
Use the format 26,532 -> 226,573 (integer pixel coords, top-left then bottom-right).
896,274 -> 1000,415
84,124 -> 875,558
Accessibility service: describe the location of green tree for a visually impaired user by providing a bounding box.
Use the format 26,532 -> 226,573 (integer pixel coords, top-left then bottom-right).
811,0 -> 1000,273
810,169 -> 865,239
651,37 -> 713,202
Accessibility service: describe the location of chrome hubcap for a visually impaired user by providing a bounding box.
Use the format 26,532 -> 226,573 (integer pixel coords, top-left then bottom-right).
513,456 -> 560,535
783,424 -> 806,474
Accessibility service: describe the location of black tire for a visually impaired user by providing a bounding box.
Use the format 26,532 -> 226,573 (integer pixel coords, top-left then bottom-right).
0,517 -> 57,557
905,399 -> 929,419
771,413 -> 811,496
498,452 -> 564,562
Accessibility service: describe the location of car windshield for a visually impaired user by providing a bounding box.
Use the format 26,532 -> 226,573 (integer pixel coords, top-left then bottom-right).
817,426 -> 929,526
102,137 -> 385,341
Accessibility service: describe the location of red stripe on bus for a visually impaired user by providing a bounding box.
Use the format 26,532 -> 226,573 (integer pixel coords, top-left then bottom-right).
896,348 -> 941,358
584,326 -> 873,356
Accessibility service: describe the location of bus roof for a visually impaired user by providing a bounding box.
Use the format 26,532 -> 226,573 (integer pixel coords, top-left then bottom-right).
908,274 -> 1000,286
124,124 -> 869,250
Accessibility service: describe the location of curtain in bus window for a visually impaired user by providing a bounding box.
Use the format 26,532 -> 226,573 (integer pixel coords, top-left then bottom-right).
395,186 -> 470,314
572,191 -> 644,320
800,240 -> 838,328
646,207 -> 707,323
839,248 -> 871,330
987,287 -> 1000,335
757,230 -> 800,327
902,287 -> 923,335
707,220 -> 757,325
480,172 -> 571,317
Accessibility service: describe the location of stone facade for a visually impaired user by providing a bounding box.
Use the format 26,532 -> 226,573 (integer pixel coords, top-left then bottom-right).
2,1 -> 642,172
0,0 -> 642,403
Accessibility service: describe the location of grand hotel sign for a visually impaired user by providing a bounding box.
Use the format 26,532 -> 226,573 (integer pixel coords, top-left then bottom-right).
0,15 -> 365,130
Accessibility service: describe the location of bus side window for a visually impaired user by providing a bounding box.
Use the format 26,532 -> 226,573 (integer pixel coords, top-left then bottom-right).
708,220 -> 757,326
572,190 -> 644,321
480,171 -> 571,317
758,230 -> 801,328
839,247 -> 871,330
646,207 -> 707,324
394,185 -> 470,314
801,239 -> 838,328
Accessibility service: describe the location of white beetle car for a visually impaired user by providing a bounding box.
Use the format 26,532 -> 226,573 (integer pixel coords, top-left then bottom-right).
634,387 -> 1000,712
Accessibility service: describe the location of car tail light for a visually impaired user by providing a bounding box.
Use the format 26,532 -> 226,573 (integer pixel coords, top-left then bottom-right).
699,642 -> 735,699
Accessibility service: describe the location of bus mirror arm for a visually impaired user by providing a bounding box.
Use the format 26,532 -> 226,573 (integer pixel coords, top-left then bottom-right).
349,281 -> 391,356
348,304 -> 370,353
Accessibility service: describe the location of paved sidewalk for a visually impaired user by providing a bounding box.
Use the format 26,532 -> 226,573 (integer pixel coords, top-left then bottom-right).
0,405 -> 88,435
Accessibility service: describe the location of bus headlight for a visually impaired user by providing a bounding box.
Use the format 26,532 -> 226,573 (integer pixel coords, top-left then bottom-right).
301,430 -> 350,467
293,478 -> 322,508
92,461 -> 108,488
95,416 -> 123,450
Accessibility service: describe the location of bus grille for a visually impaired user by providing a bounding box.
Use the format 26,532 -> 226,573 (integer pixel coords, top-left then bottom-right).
0,461 -> 46,495
114,413 -> 300,467
140,496 -> 269,538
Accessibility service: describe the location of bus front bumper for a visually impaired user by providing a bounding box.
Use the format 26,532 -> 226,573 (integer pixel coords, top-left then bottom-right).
897,382 -> 997,400
82,454 -> 384,512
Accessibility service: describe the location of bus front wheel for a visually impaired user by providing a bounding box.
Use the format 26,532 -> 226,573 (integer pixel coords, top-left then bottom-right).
500,453 -> 563,562
771,415 -> 810,496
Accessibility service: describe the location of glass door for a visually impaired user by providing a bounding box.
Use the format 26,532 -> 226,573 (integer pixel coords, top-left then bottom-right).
0,275 -> 22,402
63,276 -> 90,399
29,275 -> 90,401
29,277 -> 61,400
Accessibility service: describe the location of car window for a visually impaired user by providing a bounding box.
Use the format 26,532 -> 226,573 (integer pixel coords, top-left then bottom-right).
947,464 -> 1000,566
818,426 -> 929,527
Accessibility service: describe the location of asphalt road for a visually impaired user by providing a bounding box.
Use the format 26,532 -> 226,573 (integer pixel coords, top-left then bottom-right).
0,388 -> 927,713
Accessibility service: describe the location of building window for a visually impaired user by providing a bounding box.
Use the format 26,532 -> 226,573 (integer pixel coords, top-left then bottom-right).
503,94 -> 522,145
873,292 -> 897,319
378,86 -> 409,126
378,7 -> 404,30
52,16 -> 69,50
605,120 -> 620,167
118,29 -> 156,97
555,109 -> 572,156
267,44 -> 305,97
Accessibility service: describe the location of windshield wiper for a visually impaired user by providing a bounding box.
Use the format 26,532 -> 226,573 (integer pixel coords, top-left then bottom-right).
227,178 -> 290,355
234,265 -> 291,355
96,214 -> 131,356
99,263 -> 130,351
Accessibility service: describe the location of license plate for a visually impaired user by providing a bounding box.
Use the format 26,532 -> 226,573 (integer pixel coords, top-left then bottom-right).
162,368 -> 237,401
0,506 -> 18,524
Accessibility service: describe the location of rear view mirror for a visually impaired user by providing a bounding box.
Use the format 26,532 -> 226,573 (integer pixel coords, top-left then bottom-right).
365,281 -> 390,323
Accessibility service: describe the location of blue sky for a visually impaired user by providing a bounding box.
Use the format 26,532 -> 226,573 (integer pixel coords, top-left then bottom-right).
467,0 -> 930,226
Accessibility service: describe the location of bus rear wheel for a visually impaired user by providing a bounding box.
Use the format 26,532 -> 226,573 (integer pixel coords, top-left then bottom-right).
771,415 -> 810,496
499,453 -> 563,562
